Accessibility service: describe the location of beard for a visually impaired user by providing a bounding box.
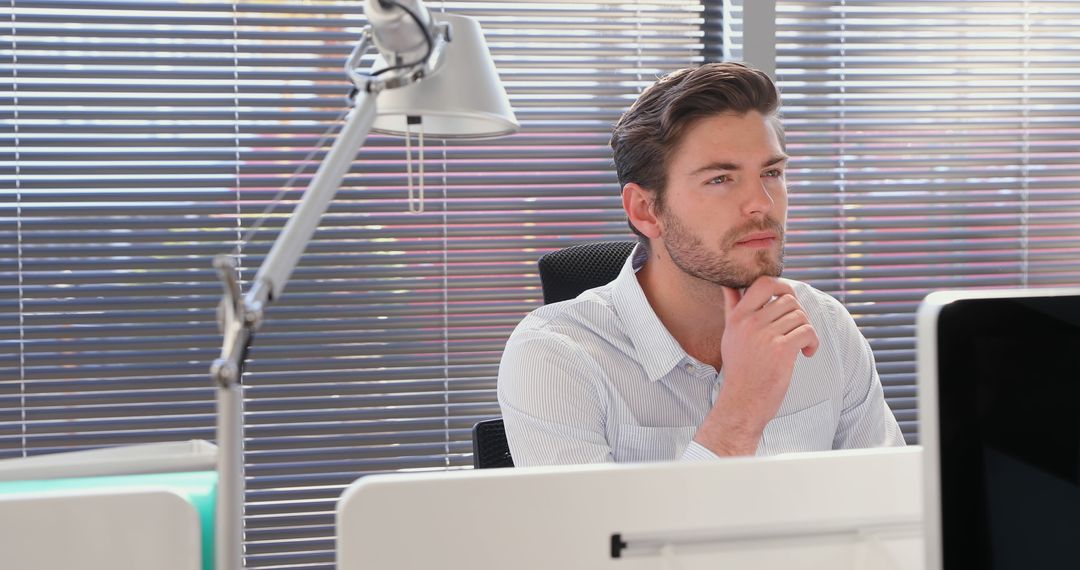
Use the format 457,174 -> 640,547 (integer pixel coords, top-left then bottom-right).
660,211 -> 786,289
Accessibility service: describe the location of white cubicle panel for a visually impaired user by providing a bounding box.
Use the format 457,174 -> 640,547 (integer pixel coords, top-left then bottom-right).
0,487 -> 202,570
338,446 -> 923,570
0,440 -> 217,481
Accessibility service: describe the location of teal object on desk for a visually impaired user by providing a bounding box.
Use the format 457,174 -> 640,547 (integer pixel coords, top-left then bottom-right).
0,470 -> 218,570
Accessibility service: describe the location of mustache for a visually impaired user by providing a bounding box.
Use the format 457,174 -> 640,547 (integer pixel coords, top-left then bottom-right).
722,217 -> 785,249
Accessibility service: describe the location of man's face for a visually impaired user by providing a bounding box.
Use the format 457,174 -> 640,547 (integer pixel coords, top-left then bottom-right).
655,110 -> 788,289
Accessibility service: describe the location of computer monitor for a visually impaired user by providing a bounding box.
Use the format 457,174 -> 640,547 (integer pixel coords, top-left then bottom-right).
337,447 -> 922,570
917,288 -> 1080,570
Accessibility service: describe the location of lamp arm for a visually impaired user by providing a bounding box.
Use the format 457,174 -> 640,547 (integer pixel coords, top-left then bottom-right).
252,90 -> 378,309
209,88 -> 377,570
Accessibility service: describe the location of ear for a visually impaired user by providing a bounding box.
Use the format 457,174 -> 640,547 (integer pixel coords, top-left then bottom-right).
622,182 -> 662,239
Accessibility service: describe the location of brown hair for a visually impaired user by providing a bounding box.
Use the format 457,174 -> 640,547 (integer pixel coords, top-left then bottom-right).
610,62 -> 783,240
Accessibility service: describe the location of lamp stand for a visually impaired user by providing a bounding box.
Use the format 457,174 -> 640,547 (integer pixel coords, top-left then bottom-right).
210,92 -> 379,570
206,9 -> 484,567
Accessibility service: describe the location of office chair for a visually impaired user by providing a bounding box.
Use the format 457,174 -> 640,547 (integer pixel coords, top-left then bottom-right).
471,240 -> 637,469
472,418 -> 513,469
537,240 -> 637,304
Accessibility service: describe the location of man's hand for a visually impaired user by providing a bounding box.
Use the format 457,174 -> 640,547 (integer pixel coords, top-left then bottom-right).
692,276 -> 820,456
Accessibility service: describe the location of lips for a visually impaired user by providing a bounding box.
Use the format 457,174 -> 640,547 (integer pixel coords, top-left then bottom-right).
735,231 -> 778,245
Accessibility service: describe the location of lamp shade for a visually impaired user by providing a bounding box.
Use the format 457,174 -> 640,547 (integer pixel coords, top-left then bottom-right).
371,13 -> 518,139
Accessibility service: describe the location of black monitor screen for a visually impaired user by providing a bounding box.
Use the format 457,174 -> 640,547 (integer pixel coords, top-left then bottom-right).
936,294 -> 1080,569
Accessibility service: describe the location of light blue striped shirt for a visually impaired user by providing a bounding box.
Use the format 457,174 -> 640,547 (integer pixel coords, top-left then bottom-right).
498,244 -> 904,466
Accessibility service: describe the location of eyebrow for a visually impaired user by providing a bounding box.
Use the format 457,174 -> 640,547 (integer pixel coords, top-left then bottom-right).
689,154 -> 789,177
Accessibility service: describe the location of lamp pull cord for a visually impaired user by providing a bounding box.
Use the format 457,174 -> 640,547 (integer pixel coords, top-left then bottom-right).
406,115 -> 426,213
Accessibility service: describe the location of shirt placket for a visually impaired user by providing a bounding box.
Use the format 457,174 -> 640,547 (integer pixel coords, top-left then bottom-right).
683,359 -> 722,408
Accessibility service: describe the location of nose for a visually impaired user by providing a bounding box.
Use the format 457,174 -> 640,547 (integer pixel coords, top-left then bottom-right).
743,179 -> 775,217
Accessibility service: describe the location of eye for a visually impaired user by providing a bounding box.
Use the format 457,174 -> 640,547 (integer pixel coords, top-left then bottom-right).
763,169 -> 784,178
708,175 -> 731,185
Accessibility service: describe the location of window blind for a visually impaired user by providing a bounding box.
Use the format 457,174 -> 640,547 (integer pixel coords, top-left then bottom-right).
774,0 -> 1080,444
1,1 -> 707,567
9,1 -> 1075,567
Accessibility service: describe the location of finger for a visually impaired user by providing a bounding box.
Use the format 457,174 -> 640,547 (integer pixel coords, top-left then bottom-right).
768,307 -> 810,336
721,286 -> 741,318
802,332 -> 820,357
784,323 -> 820,358
740,276 -> 797,311
736,276 -> 778,310
758,293 -> 800,324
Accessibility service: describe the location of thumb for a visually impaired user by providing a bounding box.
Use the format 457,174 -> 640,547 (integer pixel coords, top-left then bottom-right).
721,286 -> 741,317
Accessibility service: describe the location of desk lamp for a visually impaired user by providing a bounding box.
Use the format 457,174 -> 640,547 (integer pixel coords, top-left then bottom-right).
209,2 -> 517,568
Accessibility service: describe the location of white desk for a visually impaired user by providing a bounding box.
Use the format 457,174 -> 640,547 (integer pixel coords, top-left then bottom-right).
338,446 -> 923,570
0,441 -> 216,570
0,487 -> 203,570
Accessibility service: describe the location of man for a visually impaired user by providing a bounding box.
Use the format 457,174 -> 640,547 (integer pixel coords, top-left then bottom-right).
498,62 -> 904,466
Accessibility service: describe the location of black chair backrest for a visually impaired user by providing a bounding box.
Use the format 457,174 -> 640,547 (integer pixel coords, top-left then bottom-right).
537,241 -> 636,304
472,417 -> 514,469
473,241 -> 637,469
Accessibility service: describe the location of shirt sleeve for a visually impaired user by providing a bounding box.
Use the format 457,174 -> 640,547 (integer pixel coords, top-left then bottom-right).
680,440 -> 720,461
497,327 -> 614,466
831,300 -> 907,449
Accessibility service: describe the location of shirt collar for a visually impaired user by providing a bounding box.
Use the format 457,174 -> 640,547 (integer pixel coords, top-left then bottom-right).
610,243 -> 691,382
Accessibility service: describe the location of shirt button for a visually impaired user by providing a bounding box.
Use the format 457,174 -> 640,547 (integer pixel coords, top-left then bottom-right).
684,363 -> 693,372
